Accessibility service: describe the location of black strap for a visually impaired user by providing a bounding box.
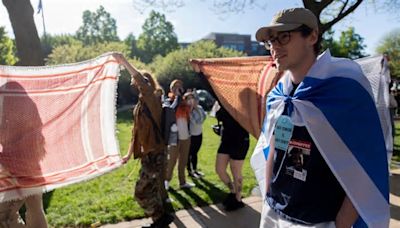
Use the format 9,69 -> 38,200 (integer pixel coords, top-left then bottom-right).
141,103 -> 164,144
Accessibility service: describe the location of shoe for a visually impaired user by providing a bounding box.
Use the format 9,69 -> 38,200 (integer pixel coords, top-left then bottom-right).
194,170 -> 205,177
222,193 -> 235,207
188,171 -> 200,179
164,181 -> 169,191
180,182 -> 195,189
143,213 -> 174,228
224,195 -> 245,211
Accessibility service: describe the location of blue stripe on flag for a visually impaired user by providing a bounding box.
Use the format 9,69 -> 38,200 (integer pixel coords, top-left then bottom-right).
297,76 -> 389,201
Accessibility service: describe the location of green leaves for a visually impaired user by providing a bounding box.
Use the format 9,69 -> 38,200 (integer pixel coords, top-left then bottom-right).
76,5 -> 120,45
322,27 -> 367,59
0,26 -> 18,65
136,10 -> 179,63
47,41 -> 130,65
150,40 -> 245,90
376,29 -> 400,78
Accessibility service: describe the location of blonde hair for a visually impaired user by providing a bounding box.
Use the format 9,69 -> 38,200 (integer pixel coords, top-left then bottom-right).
169,79 -> 183,91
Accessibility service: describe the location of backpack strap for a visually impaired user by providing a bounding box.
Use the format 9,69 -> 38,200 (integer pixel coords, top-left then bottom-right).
142,103 -> 164,144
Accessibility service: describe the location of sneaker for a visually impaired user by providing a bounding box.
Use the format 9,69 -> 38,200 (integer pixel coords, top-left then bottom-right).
194,170 -> 205,177
188,171 -> 200,179
224,196 -> 245,211
180,182 -> 195,189
143,213 -> 174,228
164,181 -> 169,191
222,193 -> 235,207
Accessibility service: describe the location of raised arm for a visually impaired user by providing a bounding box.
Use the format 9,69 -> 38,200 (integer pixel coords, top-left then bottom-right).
112,53 -> 150,90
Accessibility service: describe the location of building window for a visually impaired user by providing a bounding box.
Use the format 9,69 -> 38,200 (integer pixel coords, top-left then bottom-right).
251,43 -> 258,52
222,43 -> 244,51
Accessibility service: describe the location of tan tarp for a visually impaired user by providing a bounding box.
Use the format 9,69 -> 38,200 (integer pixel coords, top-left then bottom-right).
190,56 -> 281,137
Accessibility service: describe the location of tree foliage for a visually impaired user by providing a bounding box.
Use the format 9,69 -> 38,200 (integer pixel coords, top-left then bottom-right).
76,5 -> 119,45
150,40 -> 244,90
124,33 -> 140,59
136,10 -> 179,63
322,27 -> 366,59
376,29 -> 400,78
0,26 -> 18,65
46,40 -> 147,106
118,58 -> 149,105
47,42 -> 130,65
41,34 -> 81,59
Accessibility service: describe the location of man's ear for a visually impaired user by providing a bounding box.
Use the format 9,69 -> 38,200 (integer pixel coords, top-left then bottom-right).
308,30 -> 319,46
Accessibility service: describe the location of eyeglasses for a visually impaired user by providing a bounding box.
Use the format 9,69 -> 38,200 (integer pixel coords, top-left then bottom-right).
264,29 -> 300,50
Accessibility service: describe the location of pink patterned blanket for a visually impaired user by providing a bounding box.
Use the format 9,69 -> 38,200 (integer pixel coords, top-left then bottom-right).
0,53 -> 121,202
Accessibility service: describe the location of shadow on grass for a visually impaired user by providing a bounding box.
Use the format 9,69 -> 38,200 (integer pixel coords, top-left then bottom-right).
390,173 -> 400,198
393,148 -> 400,157
192,178 -> 227,205
43,191 -> 53,212
168,188 -> 192,208
181,188 -> 209,207
167,177 -> 227,208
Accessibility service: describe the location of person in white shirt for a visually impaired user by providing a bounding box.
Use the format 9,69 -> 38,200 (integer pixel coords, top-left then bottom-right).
186,92 -> 207,178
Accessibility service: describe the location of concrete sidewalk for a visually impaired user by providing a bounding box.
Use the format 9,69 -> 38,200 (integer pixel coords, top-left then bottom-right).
103,169 -> 400,228
102,196 -> 262,228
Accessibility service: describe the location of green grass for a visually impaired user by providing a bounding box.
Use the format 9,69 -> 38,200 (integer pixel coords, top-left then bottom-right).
393,122 -> 400,162
44,110 -> 257,227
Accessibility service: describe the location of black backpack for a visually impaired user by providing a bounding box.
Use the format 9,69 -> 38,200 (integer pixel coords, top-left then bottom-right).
142,103 -> 176,145
161,105 -> 177,145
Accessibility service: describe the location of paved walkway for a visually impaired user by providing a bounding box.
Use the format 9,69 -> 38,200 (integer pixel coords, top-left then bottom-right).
102,196 -> 262,228
103,169 -> 400,228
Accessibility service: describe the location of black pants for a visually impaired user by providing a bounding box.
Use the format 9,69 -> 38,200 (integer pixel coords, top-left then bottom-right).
187,134 -> 203,172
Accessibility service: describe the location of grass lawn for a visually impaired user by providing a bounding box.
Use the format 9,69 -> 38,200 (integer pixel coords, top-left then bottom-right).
44,110 -> 258,227
393,122 -> 400,162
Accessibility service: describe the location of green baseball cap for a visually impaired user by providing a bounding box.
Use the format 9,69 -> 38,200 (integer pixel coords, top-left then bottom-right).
256,8 -> 319,42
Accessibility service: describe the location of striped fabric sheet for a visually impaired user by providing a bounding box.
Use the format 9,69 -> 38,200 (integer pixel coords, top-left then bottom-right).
0,53 -> 121,202
190,56 -> 281,137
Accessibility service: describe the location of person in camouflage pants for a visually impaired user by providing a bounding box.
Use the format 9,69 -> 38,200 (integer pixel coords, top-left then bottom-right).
115,54 -> 173,228
134,152 -> 167,220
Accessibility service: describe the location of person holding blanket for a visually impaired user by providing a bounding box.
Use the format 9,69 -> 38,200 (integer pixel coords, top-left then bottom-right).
115,54 -> 174,228
251,8 -> 389,228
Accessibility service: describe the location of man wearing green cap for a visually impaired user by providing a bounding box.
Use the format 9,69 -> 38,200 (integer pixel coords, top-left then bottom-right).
254,7 -> 371,228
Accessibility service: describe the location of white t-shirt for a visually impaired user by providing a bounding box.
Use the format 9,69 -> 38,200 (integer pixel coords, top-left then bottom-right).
190,106 -> 206,136
176,117 -> 190,140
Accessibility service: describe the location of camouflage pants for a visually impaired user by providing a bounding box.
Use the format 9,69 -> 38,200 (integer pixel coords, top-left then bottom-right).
134,152 -> 167,221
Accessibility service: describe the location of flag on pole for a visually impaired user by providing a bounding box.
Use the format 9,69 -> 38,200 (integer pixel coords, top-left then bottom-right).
37,0 -> 43,14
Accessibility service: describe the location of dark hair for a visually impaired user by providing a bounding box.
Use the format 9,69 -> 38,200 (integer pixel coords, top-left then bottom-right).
296,24 -> 321,55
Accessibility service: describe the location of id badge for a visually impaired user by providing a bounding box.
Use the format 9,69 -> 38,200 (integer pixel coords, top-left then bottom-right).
274,115 -> 294,151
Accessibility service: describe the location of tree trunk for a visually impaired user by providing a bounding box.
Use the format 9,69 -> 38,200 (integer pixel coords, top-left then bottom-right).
2,0 -> 44,66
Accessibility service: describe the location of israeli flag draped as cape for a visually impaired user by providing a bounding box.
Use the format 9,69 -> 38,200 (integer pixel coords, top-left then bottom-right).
250,50 -> 389,228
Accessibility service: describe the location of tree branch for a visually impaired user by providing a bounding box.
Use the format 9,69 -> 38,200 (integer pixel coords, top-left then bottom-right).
338,0 -> 349,16
321,0 -> 364,34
